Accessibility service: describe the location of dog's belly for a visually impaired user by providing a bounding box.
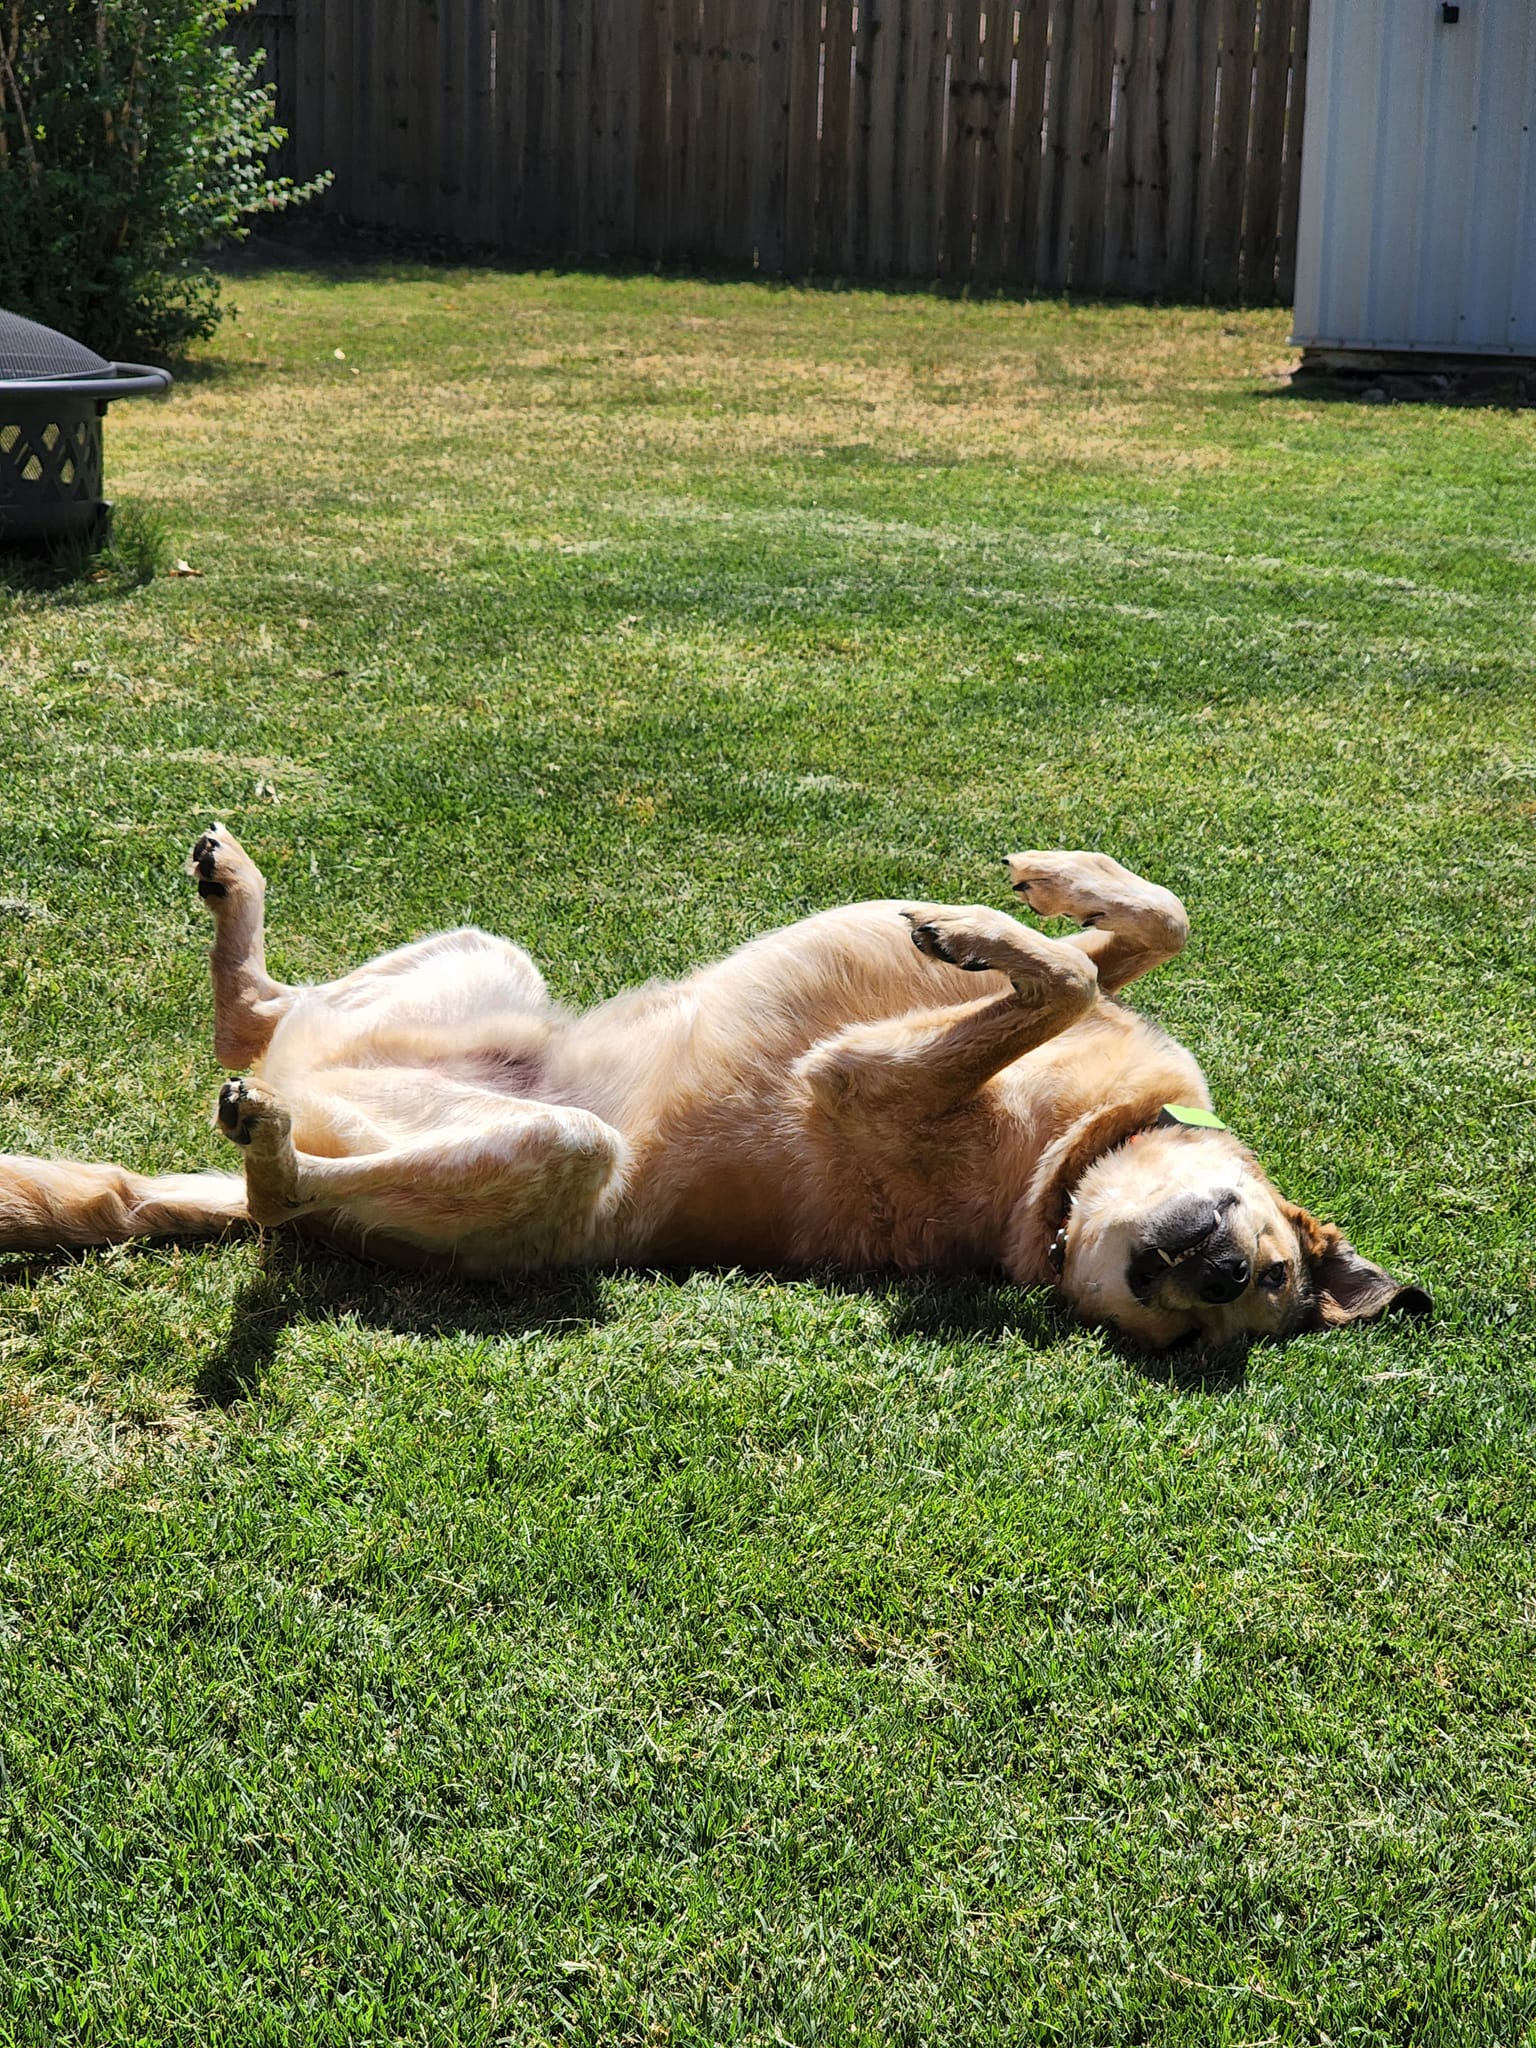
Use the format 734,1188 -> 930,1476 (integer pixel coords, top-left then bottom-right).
617,1094 -> 1015,1275
624,1166 -> 808,1268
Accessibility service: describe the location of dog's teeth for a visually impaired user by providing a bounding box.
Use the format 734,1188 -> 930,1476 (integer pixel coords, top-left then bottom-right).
1157,1248 -> 1176,1266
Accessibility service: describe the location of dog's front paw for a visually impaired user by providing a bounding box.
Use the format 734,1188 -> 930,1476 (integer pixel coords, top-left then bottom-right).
904,906 -> 1099,1009
904,909 -> 1006,973
215,1076 -> 290,1151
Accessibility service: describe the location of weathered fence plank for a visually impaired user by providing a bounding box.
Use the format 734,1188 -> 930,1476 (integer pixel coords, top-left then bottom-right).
1070,0 -> 1118,292
1242,0 -> 1294,300
901,0 -> 947,278
238,0 -> 1312,304
1127,0 -> 1175,295
706,0 -> 730,260
364,0 -> 393,229
1004,0 -> 1050,285
582,0 -> 609,254
816,1 -> 855,272
492,0 -> 526,247
1040,0 -> 1080,289
752,0 -> 792,270
1206,0 -> 1258,296
1275,0 -> 1309,304
1160,0 -> 1206,292
940,0 -> 982,281
320,0 -> 354,217
633,0 -> 671,259
667,0 -> 701,259
726,0 -> 762,268
859,0 -> 901,276
970,0 -> 1015,287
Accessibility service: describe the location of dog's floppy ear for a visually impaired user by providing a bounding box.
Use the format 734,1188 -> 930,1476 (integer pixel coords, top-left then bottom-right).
1287,1204 -> 1433,1329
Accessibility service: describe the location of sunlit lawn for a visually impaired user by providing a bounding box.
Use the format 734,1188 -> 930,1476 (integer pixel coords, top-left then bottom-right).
1,261 -> 1533,2045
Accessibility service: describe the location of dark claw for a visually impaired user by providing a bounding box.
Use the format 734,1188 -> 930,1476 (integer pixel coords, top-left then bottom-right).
910,918 -> 995,973
193,835 -> 227,897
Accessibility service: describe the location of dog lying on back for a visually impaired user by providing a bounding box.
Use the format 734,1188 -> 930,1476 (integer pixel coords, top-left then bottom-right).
0,831 -> 1428,1349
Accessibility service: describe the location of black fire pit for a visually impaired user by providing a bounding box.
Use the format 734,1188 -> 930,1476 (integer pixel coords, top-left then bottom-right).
0,308 -> 170,545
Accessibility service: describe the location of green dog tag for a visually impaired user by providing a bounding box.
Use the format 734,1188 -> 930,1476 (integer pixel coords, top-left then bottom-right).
1156,1103 -> 1228,1130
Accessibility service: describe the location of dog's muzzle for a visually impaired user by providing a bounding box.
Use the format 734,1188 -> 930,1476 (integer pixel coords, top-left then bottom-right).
1127,1190 -> 1247,1305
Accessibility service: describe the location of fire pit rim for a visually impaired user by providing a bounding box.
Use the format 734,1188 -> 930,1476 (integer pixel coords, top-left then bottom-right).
0,362 -> 170,402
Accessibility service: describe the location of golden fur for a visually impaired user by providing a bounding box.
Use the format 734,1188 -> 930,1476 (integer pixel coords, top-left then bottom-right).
0,833 -> 1428,1349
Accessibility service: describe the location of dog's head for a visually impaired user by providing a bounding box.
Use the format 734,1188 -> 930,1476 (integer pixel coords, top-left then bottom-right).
1055,1124 -> 1431,1350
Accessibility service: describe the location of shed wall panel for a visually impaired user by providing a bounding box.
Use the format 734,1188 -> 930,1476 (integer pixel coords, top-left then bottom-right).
1294,0 -> 1536,355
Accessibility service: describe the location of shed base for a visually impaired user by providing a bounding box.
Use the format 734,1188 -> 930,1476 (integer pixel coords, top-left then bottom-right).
1295,348 -> 1536,405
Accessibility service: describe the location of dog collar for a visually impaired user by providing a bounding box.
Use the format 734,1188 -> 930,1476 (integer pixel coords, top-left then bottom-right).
1046,1104 -> 1230,1273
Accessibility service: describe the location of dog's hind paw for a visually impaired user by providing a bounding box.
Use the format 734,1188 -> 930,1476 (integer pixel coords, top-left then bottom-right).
188,825 -> 261,906
215,1078 -> 301,1224
215,1077 -> 290,1151
1005,849 -> 1185,933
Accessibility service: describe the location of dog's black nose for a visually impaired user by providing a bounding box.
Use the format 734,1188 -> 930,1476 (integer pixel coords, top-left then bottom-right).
1196,1252 -> 1249,1304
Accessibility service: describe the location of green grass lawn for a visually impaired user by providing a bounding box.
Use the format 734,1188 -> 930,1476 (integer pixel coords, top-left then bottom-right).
2,263 -> 1534,2045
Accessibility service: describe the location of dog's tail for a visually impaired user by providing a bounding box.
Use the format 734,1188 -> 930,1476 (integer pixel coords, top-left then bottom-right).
0,1153 -> 248,1252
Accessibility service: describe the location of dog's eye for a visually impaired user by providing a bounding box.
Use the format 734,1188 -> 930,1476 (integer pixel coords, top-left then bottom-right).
1258,1262 -> 1287,1291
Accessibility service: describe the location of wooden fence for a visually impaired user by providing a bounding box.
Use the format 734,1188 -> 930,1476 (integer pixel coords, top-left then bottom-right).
232,0 -> 1310,302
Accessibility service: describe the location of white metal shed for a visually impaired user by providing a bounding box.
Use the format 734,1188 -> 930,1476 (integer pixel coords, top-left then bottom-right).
1292,0 -> 1536,359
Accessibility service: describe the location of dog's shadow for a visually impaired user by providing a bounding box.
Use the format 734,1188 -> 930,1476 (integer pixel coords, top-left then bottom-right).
910,1284 -> 1251,1391
193,1241 -> 1250,1410
194,1238 -> 612,1409
800,1269 -> 1251,1392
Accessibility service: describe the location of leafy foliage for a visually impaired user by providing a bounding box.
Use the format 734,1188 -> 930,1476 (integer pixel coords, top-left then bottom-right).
0,0 -> 325,356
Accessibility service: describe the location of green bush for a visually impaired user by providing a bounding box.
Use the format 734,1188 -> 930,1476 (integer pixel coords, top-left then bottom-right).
0,0 -> 326,357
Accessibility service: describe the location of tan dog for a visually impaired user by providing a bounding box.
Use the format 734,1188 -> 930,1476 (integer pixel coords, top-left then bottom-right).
0,831 -> 1428,1349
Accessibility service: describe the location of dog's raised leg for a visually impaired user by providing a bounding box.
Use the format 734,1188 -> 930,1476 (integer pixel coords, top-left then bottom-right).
795,906 -> 1099,1121
215,1078 -> 627,1269
187,826 -> 296,1069
1005,851 -> 1189,994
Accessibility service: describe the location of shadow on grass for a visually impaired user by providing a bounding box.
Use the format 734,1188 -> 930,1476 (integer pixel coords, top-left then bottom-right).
0,502 -> 168,604
221,222 -> 1140,311
824,1268 -> 1066,1347
815,1266 -> 1253,1391
1147,1338 -> 1252,1395
1260,368 -> 1536,412
163,353 -> 272,389
0,1246 -> 98,1288
0,1228 -> 1256,1408
189,1232 -> 1258,1410
195,1234 -> 612,1408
